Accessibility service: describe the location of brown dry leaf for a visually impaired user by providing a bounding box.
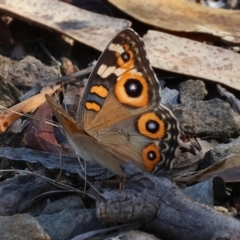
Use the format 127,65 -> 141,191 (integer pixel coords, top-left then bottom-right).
24,101 -> 62,154
109,0 -> 240,43
0,0 -> 130,51
195,153 -> 240,183
175,153 -> 240,183
0,85 -> 60,133
143,30 -> 240,91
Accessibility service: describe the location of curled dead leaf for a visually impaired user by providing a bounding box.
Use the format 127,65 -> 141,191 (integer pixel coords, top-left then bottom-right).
0,85 -> 60,133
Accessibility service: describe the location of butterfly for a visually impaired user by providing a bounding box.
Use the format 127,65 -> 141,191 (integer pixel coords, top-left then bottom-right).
45,28 -> 180,177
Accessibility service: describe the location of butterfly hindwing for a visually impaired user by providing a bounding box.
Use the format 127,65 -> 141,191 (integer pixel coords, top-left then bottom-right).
97,105 -> 180,175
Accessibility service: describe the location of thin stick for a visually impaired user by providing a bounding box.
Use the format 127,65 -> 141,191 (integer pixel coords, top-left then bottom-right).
43,66 -> 94,86
55,152 -> 63,183
76,168 -> 101,196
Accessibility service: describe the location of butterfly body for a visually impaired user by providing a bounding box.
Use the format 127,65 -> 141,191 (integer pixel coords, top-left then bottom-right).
46,28 -> 180,177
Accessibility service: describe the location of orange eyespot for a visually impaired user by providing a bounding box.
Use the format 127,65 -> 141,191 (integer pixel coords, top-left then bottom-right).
137,112 -> 165,139
115,73 -> 148,107
116,44 -> 134,70
142,143 -> 161,172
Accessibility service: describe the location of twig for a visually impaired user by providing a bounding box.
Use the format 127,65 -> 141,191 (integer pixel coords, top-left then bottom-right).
42,66 -> 94,86
97,163 -> 240,240
217,84 -> 240,113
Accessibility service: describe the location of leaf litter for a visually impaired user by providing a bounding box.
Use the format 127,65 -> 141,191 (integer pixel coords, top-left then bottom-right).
0,0 -> 240,239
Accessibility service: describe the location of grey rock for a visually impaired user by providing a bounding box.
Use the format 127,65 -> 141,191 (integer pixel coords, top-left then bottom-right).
183,176 -> 227,207
179,79 -> 207,103
173,98 -> 240,138
161,87 -> 179,105
203,136 -> 240,166
0,55 -> 58,88
0,214 -> 49,240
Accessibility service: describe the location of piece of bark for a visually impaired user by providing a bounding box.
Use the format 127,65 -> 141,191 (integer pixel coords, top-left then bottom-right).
0,175 -> 54,216
0,147 -> 113,179
97,163 -> 240,240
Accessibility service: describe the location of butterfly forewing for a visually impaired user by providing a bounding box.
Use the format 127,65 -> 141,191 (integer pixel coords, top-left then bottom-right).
76,29 -> 160,136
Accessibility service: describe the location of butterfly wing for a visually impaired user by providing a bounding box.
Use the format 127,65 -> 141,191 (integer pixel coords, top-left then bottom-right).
77,29 -> 160,137
97,105 -> 180,176
76,28 -> 180,174
45,94 -> 126,176
46,28 -> 180,176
